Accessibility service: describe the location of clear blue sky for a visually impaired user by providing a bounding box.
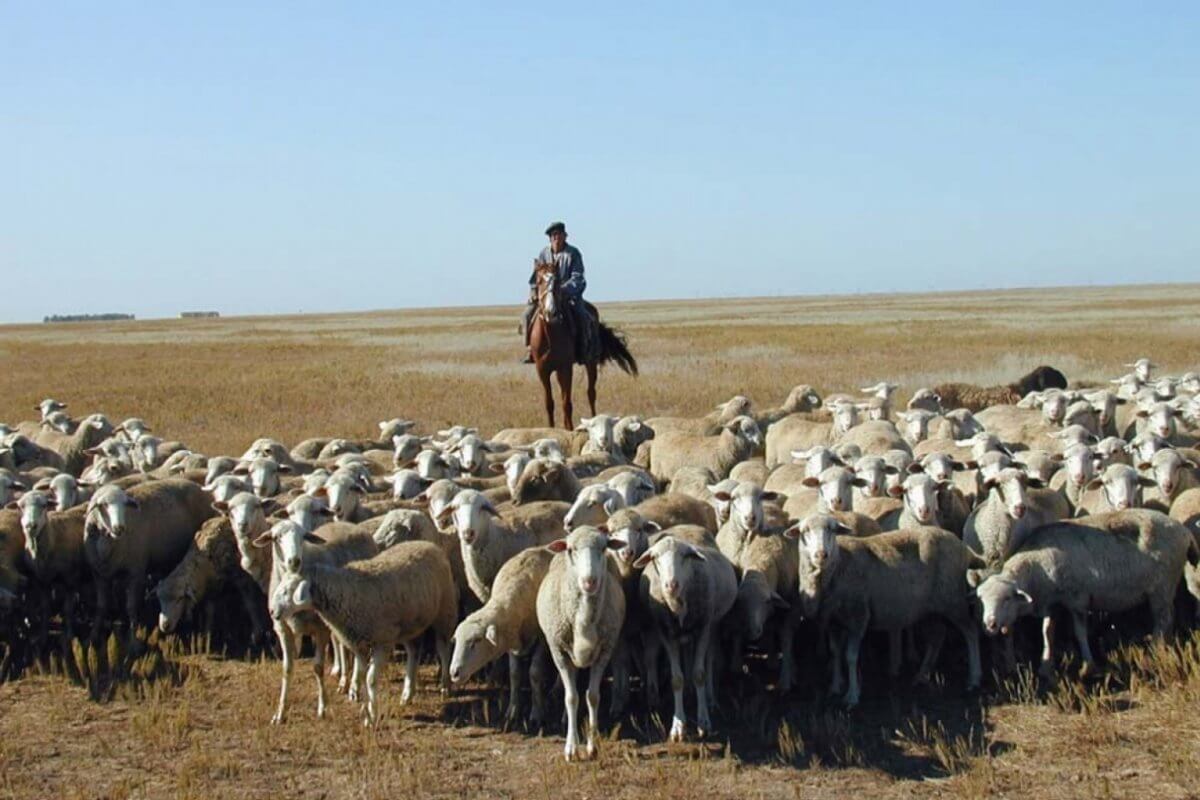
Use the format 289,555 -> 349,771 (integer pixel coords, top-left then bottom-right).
3,3 -> 1197,322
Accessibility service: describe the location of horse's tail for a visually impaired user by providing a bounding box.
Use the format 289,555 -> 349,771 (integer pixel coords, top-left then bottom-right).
595,322 -> 638,376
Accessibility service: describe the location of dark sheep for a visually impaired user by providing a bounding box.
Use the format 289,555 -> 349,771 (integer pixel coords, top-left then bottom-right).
933,366 -> 1068,413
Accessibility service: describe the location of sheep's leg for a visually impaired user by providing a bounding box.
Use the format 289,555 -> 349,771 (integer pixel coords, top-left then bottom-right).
827,628 -> 845,697
608,638 -> 629,717
1038,615 -> 1057,679
556,367 -> 574,431
364,645 -> 386,726
584,656 -> 609,760
61,588 -> 82,684
960,619 -> 982,691
642,631 -> 662,708
843,626 -> 866,708
123,576 -> 146,660
90,577 -> 110,647
693,625 -> 715,738
1148,591 -> 1174,638
529,641 -> 551,731
585,362 -> 598,419
549,648 -> 580,761
435,632 -> 452,696
887,630 -> 903,678
914,621 -> 947,685
348,652 -> 363,703
777,609 -> 801,693
1069,610 -> 1096,675
505,652 -> 525,728
272,623 -> 295,724
402,640 -> 420,703
664,636 -> 687,742
311,628 -> 329,719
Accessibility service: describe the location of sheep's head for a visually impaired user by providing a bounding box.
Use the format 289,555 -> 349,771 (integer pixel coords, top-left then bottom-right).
906,389 -> 943,414
607,470 -> 656,507
270,572 -> 313,622
917,453 -> 964,486
314,469 -> 367,521
254,519 -> 324,575
891,472 -> 940,525
547,526 -> 619,597
604,510 -> 659,567
897,410 -> 935,444
1136,402 -> 1181,441
633,534 -> 706,615
513,458 -> 572,504
804,466 -> 863,514
734,572 -> 790,642
576,415 -> 618,454
16,491 -> 55,559
36,398 -> 67,421
614,416 -> 655,457
981,467 -> 1037,520
830,402 -> 860,436
1085,464 -> 1154,512
783,385 -> 822,413
711,481 -> 779,535
85,484 -> 140,539
439,489 -> 496,547
378,418 -> 418,442
204,474 -> 252,504
0,471 -> 27,508
372,509 -> 427,550
784,514 -> 849,611
204,456 -> 238,487
791,446 -> 842,480
385,468 -> 429,500
392,434 -> 425,466
450,615 -> 505,685
1126,357 -> 1156,383
1140,448 -> 1197,498
564,484 -> 624,529
969,572 -> 1034,636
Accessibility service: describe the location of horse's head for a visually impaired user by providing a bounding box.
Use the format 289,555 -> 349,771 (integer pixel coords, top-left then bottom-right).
534,260 -> 562,323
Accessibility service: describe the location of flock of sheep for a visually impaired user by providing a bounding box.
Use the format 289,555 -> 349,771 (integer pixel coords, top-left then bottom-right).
3,357 -> 1200,761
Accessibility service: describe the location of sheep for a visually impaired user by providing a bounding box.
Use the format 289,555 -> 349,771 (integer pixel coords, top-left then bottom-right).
445,434 -> 507,476
203,456 -> 239,487
1095,436 -> 1131,468
491,426 -> 585,454
314,468 -> 373,522
13,492 -> 88,668
836,419 -> 910,457
897,409 -> 938,446
293,418 -> 418,462
1012,449 -> 1057,486
272,541 -> 458,725
606,470 -> 656,508
786,515 -> 983,706
963,468 -> 1059,567
634,527 -> 737,741
970,510 -> 1200,678
930,366 -> 1068,413
780,465 -> 883,536
563,483 -> 626,528
876,472 -> 955,531
644,395 -> 753,437
204,474 -> 253,504
82,479 -> 216,653
763,403 -> 859,468
380,468 -> 429,501
439,489 -> 566,603
42,411 -> 75,434
537,526 -> 626,760
613,416 -> 655,461
1074,463 -> 1155,516
907,389 -> 944,414
728,524 -> 802,689
713,482 -> 783,560
156,516 -> 269,649
512,458 -> 582,505
0,471 -> 27,507
1140,447 -> 1200,511
35,398 -> 68,421
728,458 -> 770,486
755,384 -> 823,430
450,547 -> 555,727
668,465 -> 719,503
636,416 -> 762,484
34,413 -> 113,475
282,493 -> 335,533
850,455 -> 899,502
31,473 -> 87,511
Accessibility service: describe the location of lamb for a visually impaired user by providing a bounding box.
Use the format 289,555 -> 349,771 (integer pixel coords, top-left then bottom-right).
634,527 -> 737,740
636,416 -> 763,483
931,365 -> 1068,412
970,510 -> 1200,678
786,515 -> 983,706
537,526 -> 626,760
439,489 -> 566,603
156,516 -> 269,649
82,479 -> 216,653
272,541 -> 458,725
450,547 -> 555,727
510,457 -> 582,505
644,395 -> 753,437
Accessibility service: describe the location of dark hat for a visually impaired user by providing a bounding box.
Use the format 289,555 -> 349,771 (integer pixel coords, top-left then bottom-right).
544,221 -> 567,236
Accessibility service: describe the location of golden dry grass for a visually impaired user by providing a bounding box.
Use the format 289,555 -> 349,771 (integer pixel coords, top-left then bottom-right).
2,283 -> 1200,798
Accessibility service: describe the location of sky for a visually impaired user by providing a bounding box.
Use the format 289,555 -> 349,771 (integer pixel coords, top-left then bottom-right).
2,2 -> 1198,322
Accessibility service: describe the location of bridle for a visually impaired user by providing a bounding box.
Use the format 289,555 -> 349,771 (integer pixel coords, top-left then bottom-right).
535,263 -> 563,325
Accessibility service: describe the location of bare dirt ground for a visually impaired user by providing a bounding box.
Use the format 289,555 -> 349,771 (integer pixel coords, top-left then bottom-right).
2,284 -> 1200,799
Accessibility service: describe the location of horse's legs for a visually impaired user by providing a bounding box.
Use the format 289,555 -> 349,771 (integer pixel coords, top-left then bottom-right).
538,367 -> 555,428
585,363 -> 597,418
556,367 -> 574,430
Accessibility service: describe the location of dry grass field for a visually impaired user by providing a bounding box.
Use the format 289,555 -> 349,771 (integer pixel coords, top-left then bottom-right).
2,283 -> 1200,799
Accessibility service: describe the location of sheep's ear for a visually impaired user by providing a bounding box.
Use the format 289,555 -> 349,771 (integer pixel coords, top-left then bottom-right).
1051,453 -> 1065,462
761,491 -> 781,503
965,569 -> 986,589
886,485 -> 904,498
261,499 -> 279,516
251,532 -> 274,548
304,533 -> 326,544
1138,477 -> 1157,488
313,487 -> 328,498
484,624 -> 500,646
605,538 -> 623,551
642,521 -> 662,534
1184,460 -> 1198,470
1085,478 -> 1104,491
1016,589 -> 1034,606
781,523 -> 801,540
1137,461 -> 1152,471
1025,477 -> 1046,489
278,464 -> 293,474
769,592 -> 790,610
683,543 -> 707,561
546,539 -> 568,553
712,490 -> 733,502
489,463 -> 506,474
125,498 -> 140,510
834,522 -> 853,535
801,477 -> 820,488
3,502 -> 16,510
851,478 -> 868,488
1136,410 -> 1149,418
632,551 -> 654,569
906,462 -> 924,474
883,466 -> 900,475
212,501 -> 229,513
1115,397 -> 1128,405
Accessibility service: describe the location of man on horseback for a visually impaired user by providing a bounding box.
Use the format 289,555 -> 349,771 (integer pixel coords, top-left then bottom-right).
521,221 -> 595,363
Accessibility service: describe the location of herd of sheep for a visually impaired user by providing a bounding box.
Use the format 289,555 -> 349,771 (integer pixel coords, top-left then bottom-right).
3,357 -> 1200,761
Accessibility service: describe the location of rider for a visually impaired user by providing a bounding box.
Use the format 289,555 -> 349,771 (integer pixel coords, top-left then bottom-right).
521,221 -> 587,363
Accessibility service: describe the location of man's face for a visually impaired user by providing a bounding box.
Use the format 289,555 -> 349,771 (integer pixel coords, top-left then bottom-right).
549,231 -> 567,252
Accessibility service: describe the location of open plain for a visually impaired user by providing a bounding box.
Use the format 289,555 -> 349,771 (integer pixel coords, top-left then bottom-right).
2,283 -> 1200,799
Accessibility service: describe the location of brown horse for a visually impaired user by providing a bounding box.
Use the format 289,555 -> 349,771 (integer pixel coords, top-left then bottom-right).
529,260 -> 637,429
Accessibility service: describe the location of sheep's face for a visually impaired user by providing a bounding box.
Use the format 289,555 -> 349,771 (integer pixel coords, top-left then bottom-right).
728,416 -> 762,450
392,434 -> 423,466
133,435 -> 161,472
830,403 -> 859,436
1055,444 -> 1096,489
918,454 -> 959,486
906,390 -> 942,414
206,475 -> 251,504
633,536 -> 703,614
785,515 -> 846,608
564,485 -> 622,529
204,458 -> 236,487
973,575 -> 1034,636
1087,465 -> 1153,511
1085,391 -> 1124,427
1040,391 -> 1069,424
453,435 -> 494,475
806,467 -> 861,514
1130,433 -> 1170,466
415,449 -> 456,480
17,491 -> 55,558
607,472 -> 655,507
985,469 -> 1029,520
605,517 -> 654,567
947,409 -> 985,439
85,486 -> 139,538
1094,437 -> 1130,468
302,470 -> 330,497
1013,451 -> 1055,485
1143,449 -> 1195,498
735,576 -> 787,642
531,439 -> 566,463
897,474 -> 939,525
444,491 -> 493,547
550,527 -> 617,597
498,453 -> 530,496
48,474 -> 78,510
270,573 -> 312,621
614,416 -> 654,457
450,618 -> 501,685
319,473 -> 365,521
792,446 -> 839,480
156,582 -> 195,634
785,385 -> 822,413
898,411 -> 933,444
578,416 -> 617,454
716,483 -> 776,534
1185,396 -> 1200,428
37,398 -> 67,420
43,411 -> 73,434
424,481 -> 460,533
240,458 -> 284,499
865,401 -> 888,422
258,520 -> 309,575
1138,403 -> 1179,441
285,494 -> 333,534
1061,402 -> 1097,432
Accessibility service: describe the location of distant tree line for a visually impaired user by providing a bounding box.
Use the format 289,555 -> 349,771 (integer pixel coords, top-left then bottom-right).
180,311 -> 220,318
43,313 -> 135,323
